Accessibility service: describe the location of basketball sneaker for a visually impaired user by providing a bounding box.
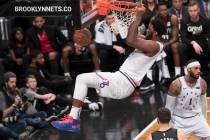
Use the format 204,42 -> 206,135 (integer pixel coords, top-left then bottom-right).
51,115 -> 80,132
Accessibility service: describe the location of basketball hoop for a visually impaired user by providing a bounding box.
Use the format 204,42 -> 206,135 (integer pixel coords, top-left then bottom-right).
97,0 -> 142,15
97,0 -> 143,37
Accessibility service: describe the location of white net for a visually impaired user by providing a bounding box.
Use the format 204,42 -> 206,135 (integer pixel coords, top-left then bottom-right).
108,1 -> 141,37
111,11 -> 135,34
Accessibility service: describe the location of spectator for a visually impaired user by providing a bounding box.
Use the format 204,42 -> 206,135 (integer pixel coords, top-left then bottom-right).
67,28 -> 101,75
180,1 -> 210,72
153,2 -> 181,77
22,74 -> 56,115
170,0 -> 189,20
147,107 -> 186,140
0,110 -> 27,140
94,13 -> 131,71
0,32 -> 10,85
0,72 -> 48,130
157,0 -> 172,8
27,16 -> 72,75
0,59 -> 5,85
25,49 -> 73,96
23,74 -> 103,115
70,42 -> 100,74
169,0 -> 189,29
7,27 -> 29,76
199,0 -> 210,18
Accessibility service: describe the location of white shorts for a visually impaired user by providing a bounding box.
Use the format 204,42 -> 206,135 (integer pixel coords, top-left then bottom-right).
96,71 -> 135,99
172,113 -> 210,138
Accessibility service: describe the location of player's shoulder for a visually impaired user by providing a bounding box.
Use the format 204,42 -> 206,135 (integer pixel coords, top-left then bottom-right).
153,40 -> 163,55
168,78 -> 182,96
155,41 -> 163,51
200,77 -> 207,88
171,77 -> 182,86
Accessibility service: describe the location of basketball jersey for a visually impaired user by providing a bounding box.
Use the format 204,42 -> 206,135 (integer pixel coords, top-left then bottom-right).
173,76 -> 202,118
95,21 -> 116,46
94,20 -> 127,46
152,128 -> 178,140
161,15 -> 173,42
119,42 -> 163,86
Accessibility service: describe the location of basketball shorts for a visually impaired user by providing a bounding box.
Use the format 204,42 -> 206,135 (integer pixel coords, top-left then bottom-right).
96,71 -> 135,99
172,113 -> 210,138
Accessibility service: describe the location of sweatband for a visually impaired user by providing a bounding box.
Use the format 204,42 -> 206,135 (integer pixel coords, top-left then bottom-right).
165,94 -> 176,114
186,61 -> 200,69
200,94 -> 207,118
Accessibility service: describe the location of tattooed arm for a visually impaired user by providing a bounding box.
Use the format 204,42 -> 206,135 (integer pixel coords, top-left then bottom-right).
165,79 -> 181,115
200,78 -> 207,118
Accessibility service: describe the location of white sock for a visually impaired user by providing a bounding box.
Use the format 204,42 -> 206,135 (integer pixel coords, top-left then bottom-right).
175,67 -> 181,76
69,106 -> 82,119
64,72 -> 70,76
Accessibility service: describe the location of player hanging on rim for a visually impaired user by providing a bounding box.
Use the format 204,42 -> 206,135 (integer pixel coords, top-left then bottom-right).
51,4 -> 166,132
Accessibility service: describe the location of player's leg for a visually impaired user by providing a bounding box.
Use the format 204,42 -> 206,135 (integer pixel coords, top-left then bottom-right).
51,72 -> 101,132
194,115 -> 210,139
171,116 -> 194,138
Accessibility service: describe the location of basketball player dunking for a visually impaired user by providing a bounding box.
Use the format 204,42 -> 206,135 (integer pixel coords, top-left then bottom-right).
166,59 -> 210,139
51,5 -> 166,132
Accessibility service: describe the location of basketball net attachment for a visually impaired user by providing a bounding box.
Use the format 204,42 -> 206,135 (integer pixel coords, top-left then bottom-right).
97,0 -> 142,36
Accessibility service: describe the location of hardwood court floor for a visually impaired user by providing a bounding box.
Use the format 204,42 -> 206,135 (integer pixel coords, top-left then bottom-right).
134,98 -> 210,140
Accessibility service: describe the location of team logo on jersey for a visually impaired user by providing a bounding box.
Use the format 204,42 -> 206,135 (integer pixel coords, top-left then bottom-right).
98,22 -> 106,33
99,79 -> 109,88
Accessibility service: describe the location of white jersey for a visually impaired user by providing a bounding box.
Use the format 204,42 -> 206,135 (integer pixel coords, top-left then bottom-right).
95,20 -> 116,46
173,76 -> 202,118
119,42 -> 163,86
94,20 -> 127,46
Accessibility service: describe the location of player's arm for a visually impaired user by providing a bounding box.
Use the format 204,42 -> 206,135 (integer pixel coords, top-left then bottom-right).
146,134 -> 152,140
126,6 -> 159,57
88,43 -> 101,70
165,79 -> 181,114
164,15 -> 179,48
177,129 -> 187,140
200,78 -> 208,118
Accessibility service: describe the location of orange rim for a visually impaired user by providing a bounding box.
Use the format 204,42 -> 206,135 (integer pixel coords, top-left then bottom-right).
97,0 -> 141,15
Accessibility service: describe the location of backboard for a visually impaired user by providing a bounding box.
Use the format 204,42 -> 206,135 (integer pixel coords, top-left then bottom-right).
80,0 -> 98,24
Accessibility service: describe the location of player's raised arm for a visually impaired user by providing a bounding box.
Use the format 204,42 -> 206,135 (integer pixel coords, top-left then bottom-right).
126,6 -> 162,57
126,6 -> 145,45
